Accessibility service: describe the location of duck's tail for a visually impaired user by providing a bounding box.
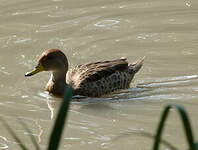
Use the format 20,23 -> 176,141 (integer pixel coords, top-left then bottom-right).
128,56 -> 145,74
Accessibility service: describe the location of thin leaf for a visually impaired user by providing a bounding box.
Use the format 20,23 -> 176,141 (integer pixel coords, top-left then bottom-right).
193,142 -> 198,150
0,118 -> 28,150
18,119 -> 41,150
114,131 -> 178,150
153,104 -> 195,150
47,86 -> 73,150
139,132 -> 178,150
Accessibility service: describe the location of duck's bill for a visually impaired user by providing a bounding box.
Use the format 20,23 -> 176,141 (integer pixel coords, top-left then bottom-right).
25,64 -> 44,77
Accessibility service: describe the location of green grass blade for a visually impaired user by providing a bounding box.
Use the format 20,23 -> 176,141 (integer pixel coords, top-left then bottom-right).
47,86 -> 73,150
0,118 -> 28,150
174,105 -> 195,150
18,119 -> 41,150
194,142 -> 198,150
136,131 -> 179,150
114,131 -> 178,150
153,104 -> 195,150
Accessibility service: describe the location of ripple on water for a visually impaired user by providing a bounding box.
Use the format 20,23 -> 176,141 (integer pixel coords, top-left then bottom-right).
0,66 -> 10,75
138,74 -> 198,88
0,136 -> 8,149
94,20 -> 120,28
38,91 -> 53,100
132,74 -> 198,101
11,5 -> 59,15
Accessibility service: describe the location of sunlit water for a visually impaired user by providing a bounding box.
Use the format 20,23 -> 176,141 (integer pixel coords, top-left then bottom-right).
0,0 -> 198,149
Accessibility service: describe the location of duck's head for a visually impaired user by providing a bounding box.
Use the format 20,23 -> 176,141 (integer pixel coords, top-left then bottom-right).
25,49 -> 68,77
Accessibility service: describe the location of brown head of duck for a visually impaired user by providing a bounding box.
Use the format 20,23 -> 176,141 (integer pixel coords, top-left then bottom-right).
25,49 -> 69,96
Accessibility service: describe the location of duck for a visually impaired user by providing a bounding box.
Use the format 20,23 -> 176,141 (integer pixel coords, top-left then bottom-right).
25,49 -> 144,97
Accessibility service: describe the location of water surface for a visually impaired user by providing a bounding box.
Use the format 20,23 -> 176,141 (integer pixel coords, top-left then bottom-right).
0,0 -> 198,149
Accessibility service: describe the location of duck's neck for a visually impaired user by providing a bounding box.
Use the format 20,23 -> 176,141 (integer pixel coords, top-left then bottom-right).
45,70 -> 68,96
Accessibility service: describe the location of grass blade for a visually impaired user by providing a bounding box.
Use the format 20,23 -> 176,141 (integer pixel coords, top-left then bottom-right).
114,130 -> 178,150
153,104 -> 195,150
194,142 -> 198,150
138,131 -> 178,150
47,86 -> 73,150
0,118 -> 28,150
18,119 -> 41,150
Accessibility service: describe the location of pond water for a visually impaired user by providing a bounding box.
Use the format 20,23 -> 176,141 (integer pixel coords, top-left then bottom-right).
0,0 -> 198,149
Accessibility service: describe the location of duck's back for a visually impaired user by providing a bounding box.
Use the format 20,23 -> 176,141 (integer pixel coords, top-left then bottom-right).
66,58 -> 144,97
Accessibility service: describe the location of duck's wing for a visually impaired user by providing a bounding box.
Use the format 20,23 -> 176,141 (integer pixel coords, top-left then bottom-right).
66,58 -> 128,88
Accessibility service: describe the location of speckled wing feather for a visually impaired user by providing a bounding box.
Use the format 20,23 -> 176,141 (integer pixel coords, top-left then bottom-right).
66,58 -> 128,88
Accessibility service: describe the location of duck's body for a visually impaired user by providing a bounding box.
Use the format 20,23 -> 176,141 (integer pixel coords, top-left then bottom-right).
25,49 -> 144,97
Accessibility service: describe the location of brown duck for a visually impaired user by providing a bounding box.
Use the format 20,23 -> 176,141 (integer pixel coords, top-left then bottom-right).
25,49 -> 144,97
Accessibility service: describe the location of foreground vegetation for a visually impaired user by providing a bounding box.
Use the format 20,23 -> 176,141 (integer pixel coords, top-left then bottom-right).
1,86 -> 198,150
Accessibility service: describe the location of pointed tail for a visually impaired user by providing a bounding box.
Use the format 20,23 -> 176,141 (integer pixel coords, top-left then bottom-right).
129,56 -> 145,74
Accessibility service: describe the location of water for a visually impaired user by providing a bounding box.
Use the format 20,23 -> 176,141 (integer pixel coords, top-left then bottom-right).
0,0 -> 198,149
